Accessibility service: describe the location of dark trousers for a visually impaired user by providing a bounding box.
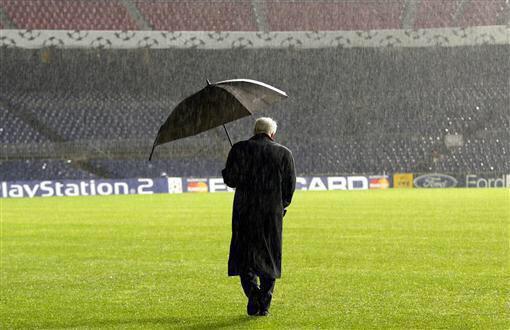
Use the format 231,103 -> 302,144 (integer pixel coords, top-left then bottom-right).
240,271 -> 275,311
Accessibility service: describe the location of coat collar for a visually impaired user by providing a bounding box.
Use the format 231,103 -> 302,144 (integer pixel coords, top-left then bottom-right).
250,133 -> 274,141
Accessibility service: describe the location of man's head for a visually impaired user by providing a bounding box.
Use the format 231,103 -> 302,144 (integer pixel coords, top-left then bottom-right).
254,117 -> 278,139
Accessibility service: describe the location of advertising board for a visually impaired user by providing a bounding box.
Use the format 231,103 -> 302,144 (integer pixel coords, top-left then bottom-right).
0,175 -> 370,198
2,173 -> 507,198
0,177 -> 179,198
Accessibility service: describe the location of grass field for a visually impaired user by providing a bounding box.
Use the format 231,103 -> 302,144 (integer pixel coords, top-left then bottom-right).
1,189 -> 508,329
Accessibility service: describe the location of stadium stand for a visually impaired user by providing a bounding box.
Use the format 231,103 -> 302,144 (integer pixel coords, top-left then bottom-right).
1,90 -> 170,141
0,159 -> 98,181
135,1 -> 257,31
434,136 -> 509,173
413,0 -> 459,28
1,44 -> 508,180
89,159 -> 225,179
1,0 -> 138,30
265,1 -> 405,31
0,105 -> 50,144
0,0 -> 506,31
458,0 -> 507,27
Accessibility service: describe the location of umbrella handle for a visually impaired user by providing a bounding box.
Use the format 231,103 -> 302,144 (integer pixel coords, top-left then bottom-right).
223,124 -> 233,147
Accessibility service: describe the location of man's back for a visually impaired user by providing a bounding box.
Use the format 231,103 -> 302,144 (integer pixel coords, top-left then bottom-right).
222,133 -> 295,208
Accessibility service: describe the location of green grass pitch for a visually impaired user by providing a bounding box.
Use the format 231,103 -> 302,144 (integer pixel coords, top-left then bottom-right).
1,189 -> 508,329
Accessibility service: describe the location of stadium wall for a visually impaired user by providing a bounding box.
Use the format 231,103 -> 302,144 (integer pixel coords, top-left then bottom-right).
1,26 -> 508,49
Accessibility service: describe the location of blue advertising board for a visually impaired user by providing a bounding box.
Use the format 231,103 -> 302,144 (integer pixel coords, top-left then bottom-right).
6,173 -> 504,198
0,177 -> 178,198
0,175 -> 373,198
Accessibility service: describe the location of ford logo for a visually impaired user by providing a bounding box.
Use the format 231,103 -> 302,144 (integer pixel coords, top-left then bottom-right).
414,173 -> 458,188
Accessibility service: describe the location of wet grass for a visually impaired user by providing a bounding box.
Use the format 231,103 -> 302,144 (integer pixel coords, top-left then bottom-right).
1,189 -> 508,329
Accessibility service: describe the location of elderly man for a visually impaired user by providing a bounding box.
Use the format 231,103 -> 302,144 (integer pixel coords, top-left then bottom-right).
222,117 -> 296,316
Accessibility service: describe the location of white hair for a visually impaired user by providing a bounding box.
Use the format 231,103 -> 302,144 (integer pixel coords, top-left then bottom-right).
254,117 -> 277,136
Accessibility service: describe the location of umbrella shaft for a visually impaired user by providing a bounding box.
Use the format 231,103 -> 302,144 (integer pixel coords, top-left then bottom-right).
223,124 -> 233,147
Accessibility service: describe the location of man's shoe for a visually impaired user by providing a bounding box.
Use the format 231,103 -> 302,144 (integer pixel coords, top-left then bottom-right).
258,309 -> 269,316
257,292 -> 272,316
247,288 -> 260,316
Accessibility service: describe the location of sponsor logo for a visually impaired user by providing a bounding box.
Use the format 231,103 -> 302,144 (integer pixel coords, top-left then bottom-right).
208,178 -> 234,193
167,177 -> 183,193
465,174 -> 508,188
369,175 -> 390,189
414,173 -> 457,188
0,178 -> 160,198
393,173 -> 413,188
186,178 -> 208,193
296,176 -> 369,191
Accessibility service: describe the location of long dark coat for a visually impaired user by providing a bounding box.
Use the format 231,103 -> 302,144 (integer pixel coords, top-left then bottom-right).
222,133 -> 296,279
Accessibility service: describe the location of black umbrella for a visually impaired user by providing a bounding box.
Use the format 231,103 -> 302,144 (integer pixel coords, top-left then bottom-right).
149,79 -> 288,160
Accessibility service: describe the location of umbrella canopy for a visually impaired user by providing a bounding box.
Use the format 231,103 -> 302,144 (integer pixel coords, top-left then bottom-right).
149,79 -> 287,160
